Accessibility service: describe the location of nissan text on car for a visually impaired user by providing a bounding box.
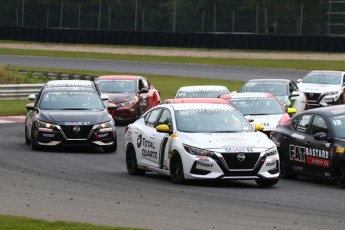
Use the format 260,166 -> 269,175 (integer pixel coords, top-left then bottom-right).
125,103 -> 280,187
220,93 -> 296,136
270,105 -> 345,188
175,85 -> 230,98
297,70 -> 345,109
25,82 -> 117,152
95,75 -> 160,124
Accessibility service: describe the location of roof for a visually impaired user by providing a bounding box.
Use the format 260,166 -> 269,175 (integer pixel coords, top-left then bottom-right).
177,85 -> 229,91
245,79 -> 290,83
96,75 -> 139,80
301,104 -> 345,117
43,86 -> 95,93
162,98 -> 230,104
161,103 -> 236,111
221,92 -> 274,99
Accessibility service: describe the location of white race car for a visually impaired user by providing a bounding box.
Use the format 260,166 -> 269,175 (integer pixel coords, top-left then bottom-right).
220,93 -> 296,136
175,85 -> 230,98
297,70 -> 345,109
125,103 -> 280,187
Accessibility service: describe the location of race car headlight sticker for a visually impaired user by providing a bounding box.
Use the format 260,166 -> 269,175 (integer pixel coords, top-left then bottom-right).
35,119 -> 55,129
118,100 -> 135,107
325,90 -> 340,96
183,144 -> 214,157
264,147 -> 278,157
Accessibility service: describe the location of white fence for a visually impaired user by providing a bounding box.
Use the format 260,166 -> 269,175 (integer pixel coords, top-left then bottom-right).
0,84 -> 44,100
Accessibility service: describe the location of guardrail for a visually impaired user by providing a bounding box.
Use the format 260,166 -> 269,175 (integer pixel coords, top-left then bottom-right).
0,84 -> 44,100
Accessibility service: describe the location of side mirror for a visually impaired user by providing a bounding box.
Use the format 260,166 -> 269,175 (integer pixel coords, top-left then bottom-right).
297,79 -> 302,83
286,107 -> 297,114
156,124 -> 171,133
26,103 -> 35,111
314,132 -> 328,141
245,115 -> 254,122
107,103 -> 117,109
101,94 -> 109,101
254,123 -> 265,131
139,88 -> 149,94
28,94 -> 36,100
291,91 -> 300,96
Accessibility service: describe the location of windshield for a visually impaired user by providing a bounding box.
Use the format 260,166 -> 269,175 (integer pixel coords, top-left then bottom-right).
175,109 -> 254,133
176,89 -> 229,98
39,91 -> 105,110
241,82 -> 288,96
96,80 -> 136,93
329,114 -> 345,138
229,98 -> 284,115
302,72 -> 342,85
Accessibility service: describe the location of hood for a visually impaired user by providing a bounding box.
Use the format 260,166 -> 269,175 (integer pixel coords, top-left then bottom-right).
298,83 -> 342,93
104,92 -> 136,103
251,114 -> 283,131
178,132 -> 274,152
37,110 -> 111,125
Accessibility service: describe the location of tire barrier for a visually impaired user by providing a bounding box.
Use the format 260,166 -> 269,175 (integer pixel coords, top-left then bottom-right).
1,26 -> 345,52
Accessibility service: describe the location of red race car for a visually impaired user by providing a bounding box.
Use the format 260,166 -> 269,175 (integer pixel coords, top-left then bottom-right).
95,75 -> 160,124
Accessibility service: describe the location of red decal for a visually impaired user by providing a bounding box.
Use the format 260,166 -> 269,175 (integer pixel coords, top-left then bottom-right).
306,157 -> 329,167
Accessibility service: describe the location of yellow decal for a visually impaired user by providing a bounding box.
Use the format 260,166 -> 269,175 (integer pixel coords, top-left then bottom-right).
336,147 -> 345,154
170,134 -> 177,139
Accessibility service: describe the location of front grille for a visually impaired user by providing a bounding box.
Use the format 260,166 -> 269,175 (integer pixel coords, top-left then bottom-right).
220,152 -> 261,170
305,92 -> 321,102
60,125 -> 93,139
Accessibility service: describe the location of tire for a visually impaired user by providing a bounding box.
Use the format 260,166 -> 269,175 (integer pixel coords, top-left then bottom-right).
170,153 -> 185,184
334,160 -> 345,189
25,125 -> 31,145
31,128 -> 41,151
126,146 -> 146,175
280,157 -> 299,179
255,177 -> 279,187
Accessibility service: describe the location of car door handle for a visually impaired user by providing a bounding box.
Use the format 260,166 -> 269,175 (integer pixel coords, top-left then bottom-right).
283,136 -> 290,140
305,141 -> 311,146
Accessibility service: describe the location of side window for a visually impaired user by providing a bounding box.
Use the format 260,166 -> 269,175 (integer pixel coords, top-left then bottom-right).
290,81 -> 298,92
292,114 -> 312,134
157,109 -> 172,130
311,115 -> 328,135
141,79 -> 149,89
146,109 -> 162,127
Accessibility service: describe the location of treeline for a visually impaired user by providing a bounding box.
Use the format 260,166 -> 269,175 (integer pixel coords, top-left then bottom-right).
0,0 -> 344,35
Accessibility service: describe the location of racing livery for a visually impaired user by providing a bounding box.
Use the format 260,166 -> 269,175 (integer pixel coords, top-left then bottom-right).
125,103 -> 280,187
220,93 -> 296,136
270,105 -> 345,188
297,70 -> 345,109
95,75 -> 160,123
175,85 -> 230,98
240,78 -> 306,113
25,84 -> 117,152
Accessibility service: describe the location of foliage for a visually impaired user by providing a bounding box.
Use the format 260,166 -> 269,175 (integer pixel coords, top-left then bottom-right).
0,65 -> 48,84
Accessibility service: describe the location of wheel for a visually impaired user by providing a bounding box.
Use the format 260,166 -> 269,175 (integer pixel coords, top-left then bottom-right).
255,177 -> 279,187
280,157 -> 299,179
170,153 -> 185,184
334,160 -> 345,189
31,128 -> 41,151
126,146 -> 146,175
102,134 -> 117,153
25,125 -> 31,145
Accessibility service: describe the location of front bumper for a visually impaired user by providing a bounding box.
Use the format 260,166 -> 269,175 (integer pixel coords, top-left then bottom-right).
32,125 -> 116,147
181,151 -> 280,180
108,106 -> 137,122
305,91 -> 342,108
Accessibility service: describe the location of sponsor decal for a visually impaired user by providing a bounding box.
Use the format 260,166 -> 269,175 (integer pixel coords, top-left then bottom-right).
137,134 -> 142,148
266,162 -> 276,167
330,109 -> 345,115
98,133 -> 109,138
196,156 -> 209,161
306,157 -> 329,167
293,165 -> 303,171
196,161 -> 213,171
64,121 -> 90,126
290,144 -> 330,164
137,134 -> 157,159
43,133 -> 54,138
289,145 -> 306,162
225,147 -> 253,153
336,146 -> 345,154
142,149 -> 158,159
291,133 -> 305,140
305,148 -> 329,159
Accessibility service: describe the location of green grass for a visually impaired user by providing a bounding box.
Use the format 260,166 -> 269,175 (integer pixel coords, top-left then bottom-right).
1,47 -> 345,70
0,68 -> 245,116
0,214 -> 143,230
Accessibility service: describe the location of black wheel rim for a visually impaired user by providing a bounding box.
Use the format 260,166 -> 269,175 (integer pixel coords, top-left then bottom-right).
126,150 -> 135,172
171,159 -> 182,181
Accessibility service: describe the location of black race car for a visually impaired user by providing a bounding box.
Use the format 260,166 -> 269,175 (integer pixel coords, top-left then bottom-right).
25,84 -> 117,153
270,105 -> 345,188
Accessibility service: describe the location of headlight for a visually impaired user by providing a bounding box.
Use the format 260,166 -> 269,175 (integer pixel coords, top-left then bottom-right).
183,144 -> 214,157
264,147 -> 278,157
118,100 -> 135,107
35,119 -> 55,129
99,120 -> 115,129
325,90 -> 340,96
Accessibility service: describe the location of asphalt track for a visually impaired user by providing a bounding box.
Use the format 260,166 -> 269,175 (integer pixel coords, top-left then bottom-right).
0,56 -> 344,229
0,55 -> 309,81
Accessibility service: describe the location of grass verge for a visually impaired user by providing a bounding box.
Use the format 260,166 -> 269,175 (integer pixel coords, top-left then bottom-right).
0,214 -> 143,230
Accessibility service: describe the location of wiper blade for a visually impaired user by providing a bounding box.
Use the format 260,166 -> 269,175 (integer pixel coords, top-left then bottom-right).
59,108 -> 90,110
